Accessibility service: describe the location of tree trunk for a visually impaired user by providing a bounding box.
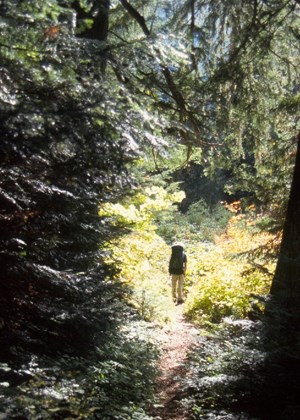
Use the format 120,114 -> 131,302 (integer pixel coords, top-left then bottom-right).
270,131 -> 300,312
72,0 -> 110,42
89,0 -> 110,42
263,132 -> 300,419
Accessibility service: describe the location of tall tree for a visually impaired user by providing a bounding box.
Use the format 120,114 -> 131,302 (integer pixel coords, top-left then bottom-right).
0,0 -> 133,360
269,131 -> 300,308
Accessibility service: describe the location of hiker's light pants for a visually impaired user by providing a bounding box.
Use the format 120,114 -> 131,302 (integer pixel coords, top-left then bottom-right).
171,274 -> 184,301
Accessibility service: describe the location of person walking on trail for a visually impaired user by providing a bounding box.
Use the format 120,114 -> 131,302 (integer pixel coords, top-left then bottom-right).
168,243 -> 187,304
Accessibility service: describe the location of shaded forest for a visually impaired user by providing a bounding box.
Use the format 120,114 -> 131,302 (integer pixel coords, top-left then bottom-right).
1,1 -> 300,419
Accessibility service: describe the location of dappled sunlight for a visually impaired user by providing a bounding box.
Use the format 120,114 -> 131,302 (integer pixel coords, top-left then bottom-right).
105,230 -> 175,322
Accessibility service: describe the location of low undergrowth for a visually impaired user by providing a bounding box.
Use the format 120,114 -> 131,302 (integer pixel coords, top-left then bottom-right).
182,308 -> 300,420
183,317 -> 266,419
0,319 -> 159,419
184,205 -> 277,325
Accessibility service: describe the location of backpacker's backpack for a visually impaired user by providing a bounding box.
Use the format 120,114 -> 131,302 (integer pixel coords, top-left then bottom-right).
169,245 -> 185,275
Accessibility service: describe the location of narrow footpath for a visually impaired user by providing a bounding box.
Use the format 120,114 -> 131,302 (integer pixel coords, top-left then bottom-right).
150,304 -> 200,419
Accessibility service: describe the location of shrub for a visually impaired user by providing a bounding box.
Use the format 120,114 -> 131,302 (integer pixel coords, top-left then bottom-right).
184,318 -> 266,419
0,321 -> 159,419
184,212 -> 275,325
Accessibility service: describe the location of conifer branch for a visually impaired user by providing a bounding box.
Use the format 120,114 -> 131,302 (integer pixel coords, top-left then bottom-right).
119,0 -> 151,36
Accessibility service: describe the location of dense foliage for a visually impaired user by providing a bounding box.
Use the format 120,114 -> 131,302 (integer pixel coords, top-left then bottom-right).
0,0 -> 132,360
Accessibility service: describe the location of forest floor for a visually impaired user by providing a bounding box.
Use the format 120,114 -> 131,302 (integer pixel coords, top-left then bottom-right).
149,303 -> 200,420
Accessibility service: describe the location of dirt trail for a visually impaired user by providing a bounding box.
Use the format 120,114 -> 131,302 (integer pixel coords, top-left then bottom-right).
150,304 -> 200,420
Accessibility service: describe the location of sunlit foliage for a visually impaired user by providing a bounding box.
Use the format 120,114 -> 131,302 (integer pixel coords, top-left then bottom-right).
99,186 -> 185,321
100,187 -> 277,328
185,206 -> 276,325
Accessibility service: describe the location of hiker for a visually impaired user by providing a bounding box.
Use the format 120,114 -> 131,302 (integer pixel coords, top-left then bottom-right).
168,243 -> 187,304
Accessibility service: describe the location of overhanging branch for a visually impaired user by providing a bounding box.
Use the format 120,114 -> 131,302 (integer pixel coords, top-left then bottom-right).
119,0 -> 150,36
